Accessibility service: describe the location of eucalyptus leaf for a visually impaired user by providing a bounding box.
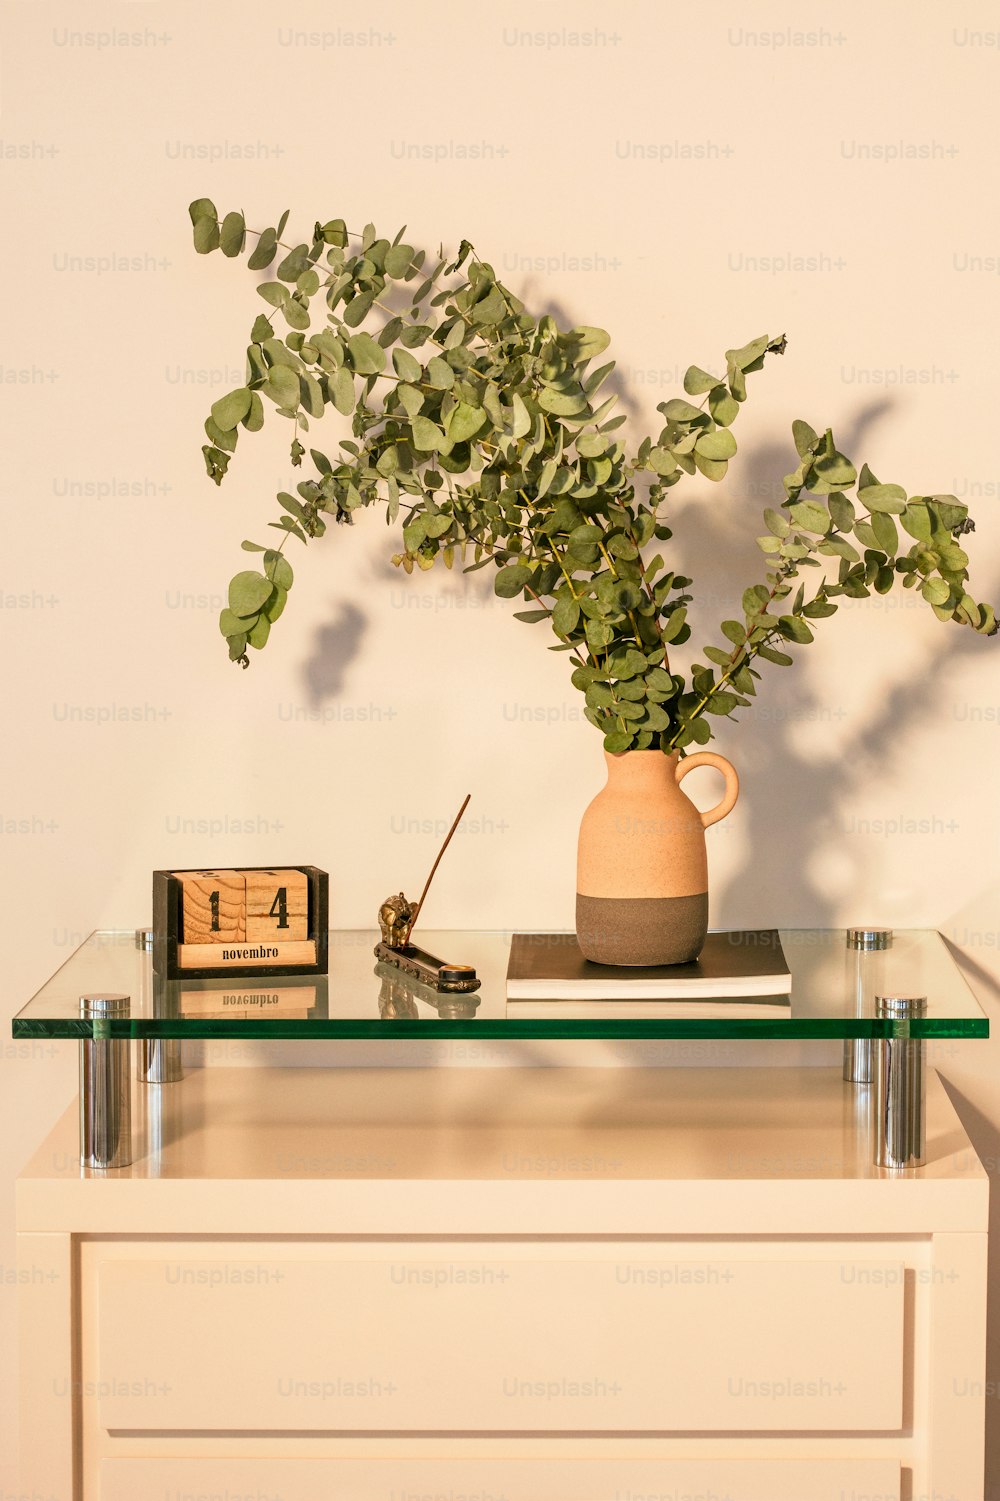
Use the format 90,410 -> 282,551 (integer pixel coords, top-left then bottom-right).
276,243 -> 311,282
330,365 -> 355,414
266,554 -> 294,590
220,211 -> 246,258
900,502 -> 932,542
346,332 -> 386,375
263,584 -> 287,622
193,216 -> 220,254
648,447 -> 678,476
384,243 -> 415,278
568,326 -> 611,361
538,387 -> 587,416
257,282 -> 288,308
229,571 -> 275,617
693,453 -> 728,482
219,607 -> 246,637
411,415 -> 446,452
393,348 -> 422,383
813,453 -> 857,487
828,494 -> 855,531
211,387 -> 251,433
495,563 -> 532,598
726,335 -> 770,371
299,371 -> 324,417
660,397 -> 703,423
792,419 -> 818,457
248,228 -> 278,270
788,500 -> 831,534
683,366 -> 717,395
553,597 -> 580,635
694,429 -> 737,461
283,297 -> 310,331
343,289 -> 375,327
859,482 -> 907,514
708,385 -> 740,426
921,577 -> 951,606
264,365 -> 300,408
447,401 -> 487,443
248,613 -> 271,649
396,382 -> 423,417
776,615 -> 814,644
241,391 -> 264,432
870,511 -> 899,555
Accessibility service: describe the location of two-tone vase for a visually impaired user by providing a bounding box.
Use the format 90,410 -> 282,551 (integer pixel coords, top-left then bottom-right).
576,749 -> 739,967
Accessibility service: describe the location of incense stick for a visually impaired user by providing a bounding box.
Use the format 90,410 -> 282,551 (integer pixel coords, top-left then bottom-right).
403,793 -> 471,944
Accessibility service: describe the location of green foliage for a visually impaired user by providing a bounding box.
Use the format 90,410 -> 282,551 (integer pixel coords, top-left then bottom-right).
189,201 -> 997,732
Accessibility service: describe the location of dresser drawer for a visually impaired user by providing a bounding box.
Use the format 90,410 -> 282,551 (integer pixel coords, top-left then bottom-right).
92,1241 -> 904,1433
100,1456 -> 903,1500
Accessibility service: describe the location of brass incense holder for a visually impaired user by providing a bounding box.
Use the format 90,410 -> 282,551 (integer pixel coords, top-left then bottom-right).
373,795 -> 481,995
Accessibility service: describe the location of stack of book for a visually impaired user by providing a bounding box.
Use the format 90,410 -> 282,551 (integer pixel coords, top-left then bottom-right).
505,930 -> 792,1017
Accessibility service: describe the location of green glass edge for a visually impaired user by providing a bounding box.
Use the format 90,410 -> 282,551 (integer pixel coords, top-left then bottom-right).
11,1017 -> 990,1041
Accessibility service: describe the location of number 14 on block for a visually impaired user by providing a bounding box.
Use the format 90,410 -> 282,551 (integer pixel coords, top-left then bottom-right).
176,868 -> 309,944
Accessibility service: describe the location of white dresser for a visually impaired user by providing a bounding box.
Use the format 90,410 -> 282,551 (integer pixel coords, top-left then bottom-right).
17,1062 -> 987,1499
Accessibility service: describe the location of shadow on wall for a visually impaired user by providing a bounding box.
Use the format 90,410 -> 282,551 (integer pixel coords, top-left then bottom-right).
671,400 -> 1000,932
301,600 -> 367,707
293,277 -> 997,934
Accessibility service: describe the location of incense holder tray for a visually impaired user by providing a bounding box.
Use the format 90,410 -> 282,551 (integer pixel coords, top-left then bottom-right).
372,939 -> 481,994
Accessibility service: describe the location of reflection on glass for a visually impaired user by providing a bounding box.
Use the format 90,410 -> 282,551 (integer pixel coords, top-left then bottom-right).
138,956 -> 183,1082
374,961 -> 481,1021
377,971 -> 419,1019
843,928 -> 892,1083
159,974 -> 329,1020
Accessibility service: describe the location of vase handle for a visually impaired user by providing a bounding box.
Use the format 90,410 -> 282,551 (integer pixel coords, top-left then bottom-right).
676,752 -> 740,828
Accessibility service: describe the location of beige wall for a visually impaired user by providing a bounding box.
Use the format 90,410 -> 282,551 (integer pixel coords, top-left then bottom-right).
2,0 -> 999,1489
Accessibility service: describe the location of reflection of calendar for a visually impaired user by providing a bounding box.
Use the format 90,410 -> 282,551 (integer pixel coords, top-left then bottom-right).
175,983 -> 325,1020
152,865 -> 328,979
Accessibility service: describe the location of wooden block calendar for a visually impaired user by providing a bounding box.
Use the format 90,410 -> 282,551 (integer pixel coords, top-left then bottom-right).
174,870 -> 246,944
152,866 -> 328,979
245,867 -> 309,941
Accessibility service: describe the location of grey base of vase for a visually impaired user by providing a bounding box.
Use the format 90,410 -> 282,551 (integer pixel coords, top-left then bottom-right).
576,891 -> 709,967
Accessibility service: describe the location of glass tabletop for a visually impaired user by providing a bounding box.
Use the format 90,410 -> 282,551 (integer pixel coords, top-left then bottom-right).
11,928 -> 988,1040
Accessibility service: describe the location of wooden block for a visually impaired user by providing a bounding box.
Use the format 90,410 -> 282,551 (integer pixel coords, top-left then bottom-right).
175,870 -> 246,945
245,868 -> 309,942
177,939 -> 316,970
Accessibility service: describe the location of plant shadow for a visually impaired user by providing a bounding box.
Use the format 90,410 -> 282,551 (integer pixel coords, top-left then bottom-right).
671,400 -> 998,930
300,600 -> 367,707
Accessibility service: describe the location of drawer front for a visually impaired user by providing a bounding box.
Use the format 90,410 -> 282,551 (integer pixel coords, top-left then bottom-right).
100,1456 -> 903,1500
96,1244 -> 904,1432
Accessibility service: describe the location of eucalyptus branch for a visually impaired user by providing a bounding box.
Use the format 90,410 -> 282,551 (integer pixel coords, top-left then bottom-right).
669,424 -> 997,749
190,199 -> 996,748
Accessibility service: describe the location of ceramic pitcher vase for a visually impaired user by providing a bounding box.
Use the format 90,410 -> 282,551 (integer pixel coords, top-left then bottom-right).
576,749 -> 740,967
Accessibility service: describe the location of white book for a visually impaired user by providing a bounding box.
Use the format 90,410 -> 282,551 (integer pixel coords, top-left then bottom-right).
506,996 -> 792,1019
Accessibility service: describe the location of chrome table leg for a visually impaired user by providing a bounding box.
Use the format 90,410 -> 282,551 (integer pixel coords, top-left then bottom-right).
136,1037 -> 183,1084
872,994 -> 927,1170
79,993 -> 132,1169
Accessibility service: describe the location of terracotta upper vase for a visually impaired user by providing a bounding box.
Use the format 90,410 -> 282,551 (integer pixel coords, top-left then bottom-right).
576,749 -> 739,967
